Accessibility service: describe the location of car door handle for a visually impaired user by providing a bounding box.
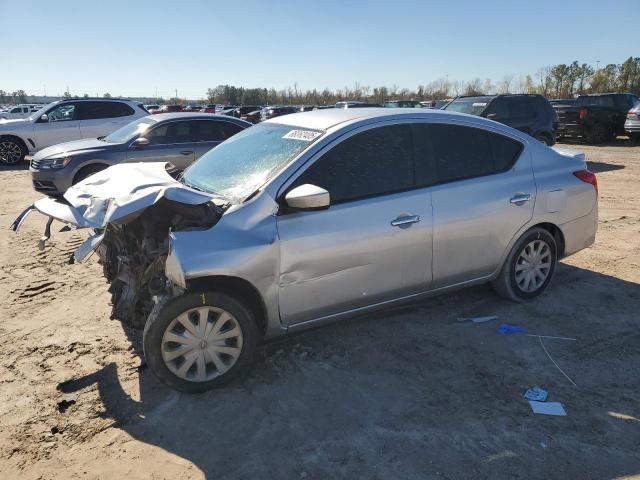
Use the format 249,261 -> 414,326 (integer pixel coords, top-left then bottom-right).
180,150 -> 193,155
391,214 -> 421,227
510,193 -> 532,204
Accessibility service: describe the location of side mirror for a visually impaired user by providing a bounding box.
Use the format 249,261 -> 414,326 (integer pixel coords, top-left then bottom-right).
285,184 -> 330,211
39,114 -> 49,122
131,137 -> 150,149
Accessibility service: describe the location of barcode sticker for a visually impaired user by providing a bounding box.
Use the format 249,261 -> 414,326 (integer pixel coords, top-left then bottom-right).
283,130 -> 322,141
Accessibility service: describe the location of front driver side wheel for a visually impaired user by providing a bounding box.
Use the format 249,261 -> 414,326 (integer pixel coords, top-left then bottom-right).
492,227 -> 558,302
143,291 -> 258,393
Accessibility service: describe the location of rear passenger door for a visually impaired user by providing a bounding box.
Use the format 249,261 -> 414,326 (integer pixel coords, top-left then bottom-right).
190,120 -> 244,159
78,101 -> 136,139
415,123 -> 535,287
276,124 -> 433,326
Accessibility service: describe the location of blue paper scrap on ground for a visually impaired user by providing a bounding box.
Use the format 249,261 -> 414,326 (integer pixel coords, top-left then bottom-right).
498,323 -> 526,334
524,388 -> 549,402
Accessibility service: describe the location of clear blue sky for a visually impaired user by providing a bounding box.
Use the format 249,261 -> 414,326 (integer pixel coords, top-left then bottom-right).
3,0 -> 637,99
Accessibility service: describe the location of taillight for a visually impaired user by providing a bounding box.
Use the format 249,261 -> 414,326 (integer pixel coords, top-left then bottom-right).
573,170 -> 598,195
579,108 -> 587,120
627,112 -> 638,119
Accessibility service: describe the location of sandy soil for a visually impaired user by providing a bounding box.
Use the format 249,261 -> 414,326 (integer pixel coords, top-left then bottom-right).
0,141 -> 639,480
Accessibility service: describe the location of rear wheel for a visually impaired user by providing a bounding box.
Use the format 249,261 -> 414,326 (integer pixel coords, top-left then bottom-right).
143,291 -> 258,393
492,227 -> 557,302
0,136 -> 27,165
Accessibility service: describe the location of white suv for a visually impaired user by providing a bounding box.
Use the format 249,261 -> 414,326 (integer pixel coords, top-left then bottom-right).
0,98 -> 148,165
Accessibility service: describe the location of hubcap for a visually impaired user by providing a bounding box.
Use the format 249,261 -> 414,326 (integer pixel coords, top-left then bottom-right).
161,306 -> 243,382
0,141 -> 22,165
515,239 -> 552,293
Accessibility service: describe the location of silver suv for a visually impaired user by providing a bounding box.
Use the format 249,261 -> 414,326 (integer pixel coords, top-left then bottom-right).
13,108 -> 598,392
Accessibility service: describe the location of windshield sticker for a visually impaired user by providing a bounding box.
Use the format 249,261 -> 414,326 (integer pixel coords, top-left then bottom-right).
283,130 -> 322,141
472,102 -> 487,107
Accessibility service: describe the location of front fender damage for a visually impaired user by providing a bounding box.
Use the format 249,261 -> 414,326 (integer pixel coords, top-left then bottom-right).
12,162 -> 224,327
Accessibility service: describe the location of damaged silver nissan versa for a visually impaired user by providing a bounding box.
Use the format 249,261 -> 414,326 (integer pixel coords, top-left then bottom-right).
12,108 -> 598,392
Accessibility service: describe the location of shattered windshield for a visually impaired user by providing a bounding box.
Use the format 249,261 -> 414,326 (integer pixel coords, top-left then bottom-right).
181,123 -> 324,203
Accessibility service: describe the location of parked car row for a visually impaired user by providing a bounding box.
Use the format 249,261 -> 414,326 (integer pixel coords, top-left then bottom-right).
553,93 -> 639,144
12,107 -> 599,392
0,104 -> 45,120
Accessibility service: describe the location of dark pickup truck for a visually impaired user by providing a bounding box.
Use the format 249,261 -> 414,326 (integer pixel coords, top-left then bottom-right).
555,93 -> 639,144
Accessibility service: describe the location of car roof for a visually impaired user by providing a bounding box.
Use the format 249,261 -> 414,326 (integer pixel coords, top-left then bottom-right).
264,107 -> 496,131
150,112 -> 245,122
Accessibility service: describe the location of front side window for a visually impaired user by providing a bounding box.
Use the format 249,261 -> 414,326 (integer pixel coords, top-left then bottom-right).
47,103 -> 77,122
293,125 -> 413,204
145,121 -> 192,144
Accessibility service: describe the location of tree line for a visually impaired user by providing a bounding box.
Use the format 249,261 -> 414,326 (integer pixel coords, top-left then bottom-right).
205,57 -> 640,105
2,57 -> 639,106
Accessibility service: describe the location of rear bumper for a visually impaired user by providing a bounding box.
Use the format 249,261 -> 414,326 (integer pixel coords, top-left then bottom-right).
559,205 -> 598,257
556,123 -> 585,137
624,120 -> 640,134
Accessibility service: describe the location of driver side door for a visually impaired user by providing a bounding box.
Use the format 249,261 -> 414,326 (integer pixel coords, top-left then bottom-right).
33,102 -> 81,150
126,120 -> 195,168
276,124 -> 433,326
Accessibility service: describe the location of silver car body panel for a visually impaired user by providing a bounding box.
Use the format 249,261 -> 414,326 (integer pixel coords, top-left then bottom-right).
14,109 -> 598,339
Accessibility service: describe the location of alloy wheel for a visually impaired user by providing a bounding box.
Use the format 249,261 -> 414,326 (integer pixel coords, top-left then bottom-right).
0,141 -> 23,165
514,239 -> 552,293
161,306 -> 243,382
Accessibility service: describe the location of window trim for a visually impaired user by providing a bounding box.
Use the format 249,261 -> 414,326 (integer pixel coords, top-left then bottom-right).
129,118 -> 245,148
276,118 -> 526,210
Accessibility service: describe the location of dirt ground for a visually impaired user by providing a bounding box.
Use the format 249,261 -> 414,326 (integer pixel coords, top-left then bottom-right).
0,140 -> 639,480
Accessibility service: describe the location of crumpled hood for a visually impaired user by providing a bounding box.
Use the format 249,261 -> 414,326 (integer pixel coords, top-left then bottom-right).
31,162 -> 216,229
34,138 -> 113,160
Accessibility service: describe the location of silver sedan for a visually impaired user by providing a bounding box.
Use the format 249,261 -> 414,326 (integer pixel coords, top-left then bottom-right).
13,108 -> 598,392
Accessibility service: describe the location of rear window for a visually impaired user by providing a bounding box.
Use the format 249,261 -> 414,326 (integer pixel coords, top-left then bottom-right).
575,96 -> 615,108
443,97 -> 494,115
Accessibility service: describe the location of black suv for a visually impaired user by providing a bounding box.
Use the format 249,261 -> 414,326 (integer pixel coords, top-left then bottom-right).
443,94 -> 558,145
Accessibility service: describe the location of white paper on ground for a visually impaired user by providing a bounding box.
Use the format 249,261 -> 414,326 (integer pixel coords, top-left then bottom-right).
529,401 -> 567,416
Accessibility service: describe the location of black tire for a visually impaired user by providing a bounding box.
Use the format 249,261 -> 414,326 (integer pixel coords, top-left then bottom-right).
585,123 -> 607,145
491,227 -> 558,302
535,133 -> 553,146
0,136 -> 27,165
73,164 -> 108,185
143,291 -> 258,393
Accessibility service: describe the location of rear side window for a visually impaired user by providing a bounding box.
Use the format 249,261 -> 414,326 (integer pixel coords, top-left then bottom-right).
80,101 -> 135,120
294,124 -> 413,203
508,98 -> 536,119
413,124 -> 522,186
